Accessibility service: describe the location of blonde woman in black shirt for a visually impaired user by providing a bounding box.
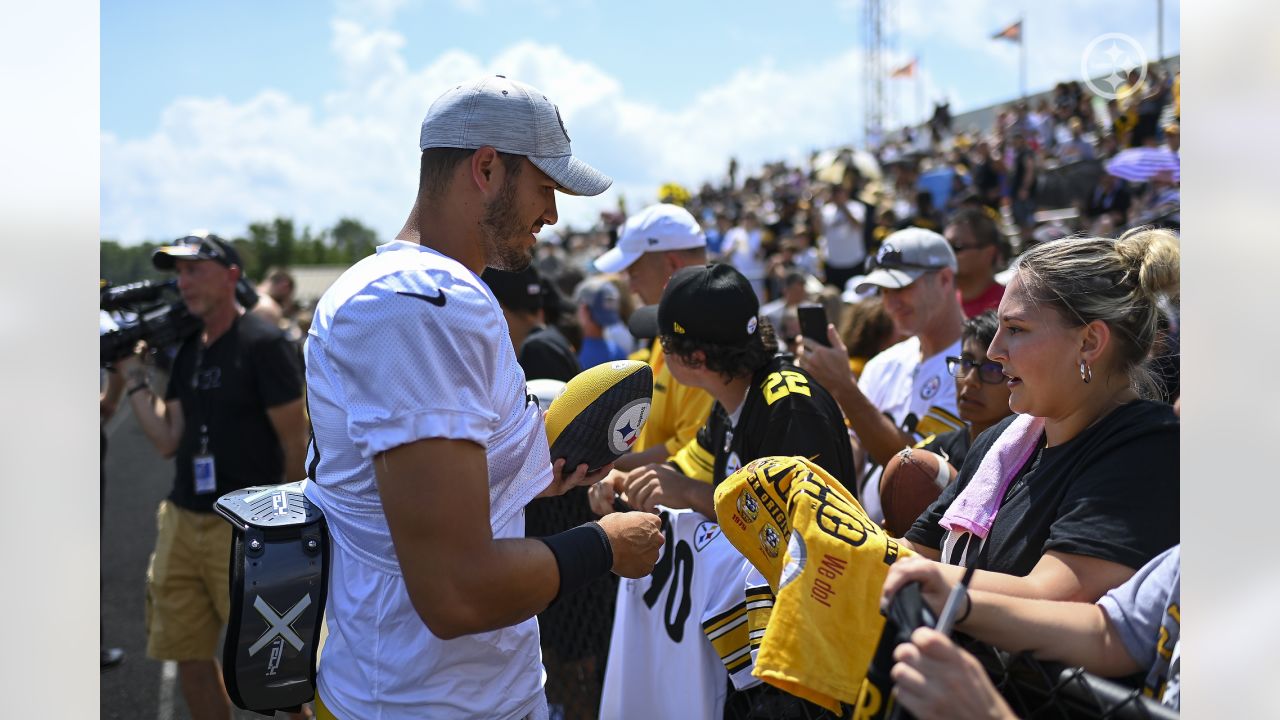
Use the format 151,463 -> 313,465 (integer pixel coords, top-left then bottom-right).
900,228 -> 1180,605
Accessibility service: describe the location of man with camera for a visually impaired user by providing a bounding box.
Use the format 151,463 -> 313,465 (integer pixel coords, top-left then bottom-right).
117,233 -> 307,720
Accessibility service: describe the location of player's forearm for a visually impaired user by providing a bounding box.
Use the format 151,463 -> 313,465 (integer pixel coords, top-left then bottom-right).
832,383 -> 913,466
403,536 -> 560,640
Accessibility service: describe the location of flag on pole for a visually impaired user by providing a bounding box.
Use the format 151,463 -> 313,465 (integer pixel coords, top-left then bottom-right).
890,58 -> 917,79
991,20 -> 1022,43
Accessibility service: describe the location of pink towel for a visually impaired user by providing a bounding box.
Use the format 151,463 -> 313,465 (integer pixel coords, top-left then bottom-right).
939,414 -> 1044,562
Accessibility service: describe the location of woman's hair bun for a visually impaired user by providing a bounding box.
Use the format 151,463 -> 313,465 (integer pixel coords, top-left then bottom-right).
1116,226 -> 1180,302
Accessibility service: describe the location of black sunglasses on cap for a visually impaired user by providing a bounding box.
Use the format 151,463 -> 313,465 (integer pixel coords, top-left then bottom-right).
946,355 -> 1006,385
866,246 -> 941,272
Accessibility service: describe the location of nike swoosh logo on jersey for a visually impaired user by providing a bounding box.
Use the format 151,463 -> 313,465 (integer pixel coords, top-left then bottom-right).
396,290 -> 446,307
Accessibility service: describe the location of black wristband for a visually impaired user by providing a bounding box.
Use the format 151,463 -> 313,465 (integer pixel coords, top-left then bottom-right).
127,383 -> 149,397
538,522 -> 614,605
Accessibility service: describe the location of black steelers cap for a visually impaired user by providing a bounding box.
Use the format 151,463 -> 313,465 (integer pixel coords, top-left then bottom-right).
631,263 -> 760,345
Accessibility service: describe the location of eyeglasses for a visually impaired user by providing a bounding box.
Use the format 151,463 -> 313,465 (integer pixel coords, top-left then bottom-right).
946,355 -> 1006,385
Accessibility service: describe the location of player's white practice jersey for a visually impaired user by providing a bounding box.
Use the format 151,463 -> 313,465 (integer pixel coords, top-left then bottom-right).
600,507 -> 756,720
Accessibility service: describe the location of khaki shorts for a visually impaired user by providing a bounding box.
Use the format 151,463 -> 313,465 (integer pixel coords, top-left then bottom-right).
315,692 -> 338,720
145,499 -> 232,660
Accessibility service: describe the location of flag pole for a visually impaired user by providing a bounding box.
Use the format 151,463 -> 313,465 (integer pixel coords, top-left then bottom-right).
1157,0 -> 1164,60
1019,15 -> 1027,101
916,55 -> 924,126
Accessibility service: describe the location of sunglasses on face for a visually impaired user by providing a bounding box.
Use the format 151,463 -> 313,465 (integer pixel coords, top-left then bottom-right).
946,355 -> 1006,385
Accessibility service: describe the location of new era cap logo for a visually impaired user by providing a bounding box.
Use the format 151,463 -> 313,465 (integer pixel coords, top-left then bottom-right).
647,237 -> 660,246
674,322 -> 686,334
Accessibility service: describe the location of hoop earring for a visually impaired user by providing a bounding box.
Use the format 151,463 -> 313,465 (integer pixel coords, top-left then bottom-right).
1079,361 -> 1092,384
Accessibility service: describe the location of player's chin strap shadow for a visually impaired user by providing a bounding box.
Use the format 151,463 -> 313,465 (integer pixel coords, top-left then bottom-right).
215,480 -> 329,717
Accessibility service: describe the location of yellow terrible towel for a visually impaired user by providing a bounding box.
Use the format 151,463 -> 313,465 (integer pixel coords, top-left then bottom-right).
714,456 -> 912,713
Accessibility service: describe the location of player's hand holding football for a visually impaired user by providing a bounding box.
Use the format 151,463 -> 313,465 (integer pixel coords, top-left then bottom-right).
597,511 -> 664,578
537,459 -> 615,499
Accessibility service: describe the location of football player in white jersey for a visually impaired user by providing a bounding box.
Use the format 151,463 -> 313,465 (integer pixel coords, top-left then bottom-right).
303,76 -> 663,720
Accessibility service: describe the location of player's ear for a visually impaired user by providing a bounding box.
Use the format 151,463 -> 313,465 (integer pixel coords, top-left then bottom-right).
470,146 -> 501,194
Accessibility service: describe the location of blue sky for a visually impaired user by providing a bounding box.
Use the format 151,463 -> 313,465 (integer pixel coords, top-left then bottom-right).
102,0 -> 1179,245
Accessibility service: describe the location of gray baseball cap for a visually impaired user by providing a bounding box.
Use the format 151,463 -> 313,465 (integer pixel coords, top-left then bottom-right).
855,227 -> 957,292
420,75 -> 612,197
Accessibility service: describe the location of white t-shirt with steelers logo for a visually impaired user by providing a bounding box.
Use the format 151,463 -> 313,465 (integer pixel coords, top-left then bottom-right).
856,335 -> 963,522
304,240 -> 552,720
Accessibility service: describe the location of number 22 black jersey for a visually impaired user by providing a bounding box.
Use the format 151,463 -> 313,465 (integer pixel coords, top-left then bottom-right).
671,354 -> 858,497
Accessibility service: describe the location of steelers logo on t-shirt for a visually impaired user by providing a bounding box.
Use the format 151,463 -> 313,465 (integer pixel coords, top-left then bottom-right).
725,451 -> 743,477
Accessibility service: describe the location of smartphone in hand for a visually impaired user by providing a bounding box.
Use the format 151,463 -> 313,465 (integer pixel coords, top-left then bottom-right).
797,303 -> 831,347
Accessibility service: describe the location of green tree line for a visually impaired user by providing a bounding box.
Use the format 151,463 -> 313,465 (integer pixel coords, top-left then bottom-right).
101,216 -> 381,285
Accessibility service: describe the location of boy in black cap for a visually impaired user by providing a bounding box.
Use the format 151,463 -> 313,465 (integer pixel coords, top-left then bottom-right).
591,263 -> 857,518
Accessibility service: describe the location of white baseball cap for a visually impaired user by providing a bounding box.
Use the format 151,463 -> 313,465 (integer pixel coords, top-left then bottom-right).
594,203 -> 706,273
420,75 -> 612,197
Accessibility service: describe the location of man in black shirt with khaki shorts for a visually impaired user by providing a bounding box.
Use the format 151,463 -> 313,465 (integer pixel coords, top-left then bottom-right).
117,233 -> 307,720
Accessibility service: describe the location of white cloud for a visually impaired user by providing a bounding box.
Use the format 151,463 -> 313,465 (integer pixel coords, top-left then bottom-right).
334,0 -> 411,26
102,22 -> 878,244
100,3 -> 1179,246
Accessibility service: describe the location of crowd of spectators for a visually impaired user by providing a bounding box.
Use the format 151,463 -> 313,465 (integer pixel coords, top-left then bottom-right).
501,60 -> 1181,719
103,63 -> 1183,720
532,63 -> 1178,321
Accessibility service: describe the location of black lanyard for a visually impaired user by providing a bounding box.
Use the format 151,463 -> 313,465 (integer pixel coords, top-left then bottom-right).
190,340 -> 212,455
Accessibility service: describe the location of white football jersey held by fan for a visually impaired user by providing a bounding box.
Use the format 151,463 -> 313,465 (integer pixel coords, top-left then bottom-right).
600,507 -> 756,720
304,240 -> 553,719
